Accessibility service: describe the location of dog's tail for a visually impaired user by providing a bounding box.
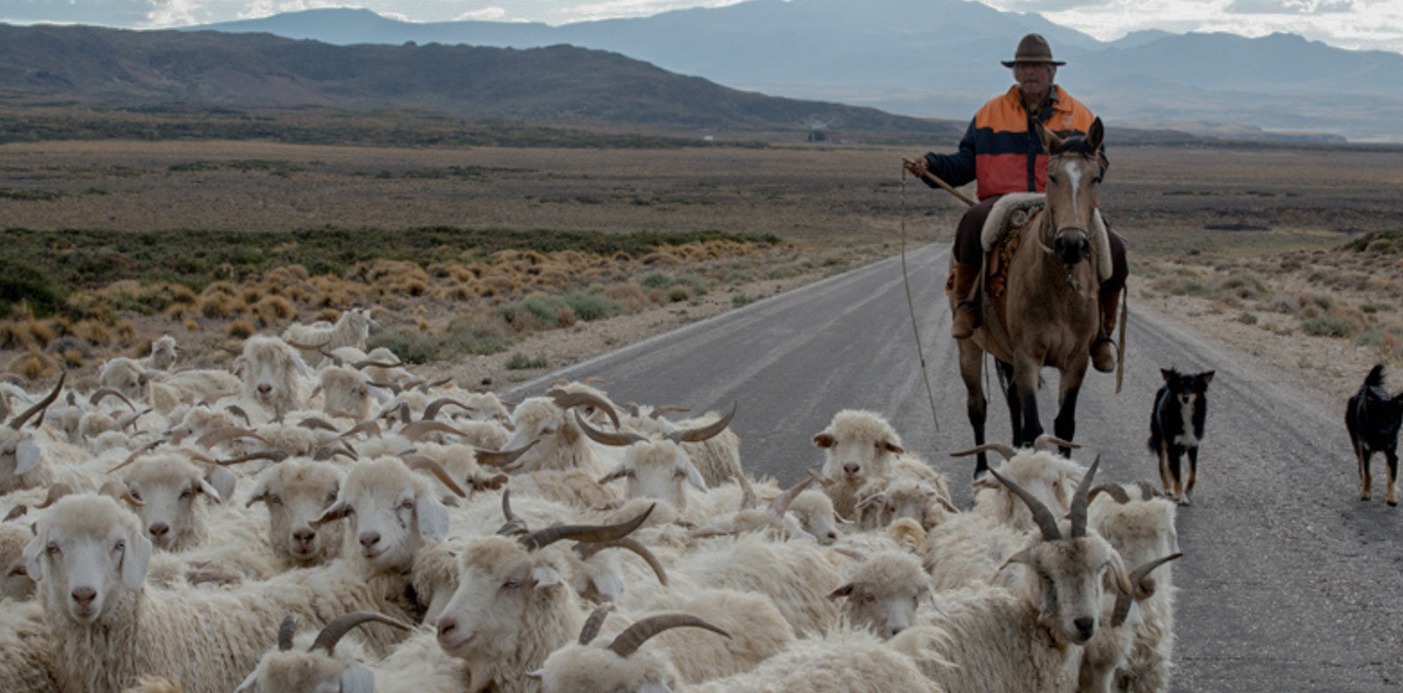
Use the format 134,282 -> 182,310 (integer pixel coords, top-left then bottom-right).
1364,363 -> 1386,389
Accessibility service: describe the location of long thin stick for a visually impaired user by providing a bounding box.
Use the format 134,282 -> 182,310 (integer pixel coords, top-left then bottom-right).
899,167 -> 940,435
903,158 -> 976,207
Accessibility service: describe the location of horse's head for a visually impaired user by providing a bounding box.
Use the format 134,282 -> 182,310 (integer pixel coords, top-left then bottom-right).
1037,117 -> 1106,267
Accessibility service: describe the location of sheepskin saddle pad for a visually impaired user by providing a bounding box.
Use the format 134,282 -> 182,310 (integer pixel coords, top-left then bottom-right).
980,192 -> 1113,283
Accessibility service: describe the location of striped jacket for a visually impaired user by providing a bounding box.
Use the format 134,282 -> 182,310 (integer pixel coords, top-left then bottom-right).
923,85 -> 1099,201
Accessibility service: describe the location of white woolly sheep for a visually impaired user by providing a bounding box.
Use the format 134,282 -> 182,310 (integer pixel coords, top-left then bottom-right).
0,599 -> 57,692
624,403 -> 743,487
0,375 -> 69,495
317,365 -> 377,422
147,369 -> 243,417
499,391 -> 624,477
282,307 -> 379,366
24,494 -> 416,693
854,477 -> 958,533
576,406 -> 736,516
246,459 -> 347,568
814,409 -> 947,520
118,453 -> 229,552
313,456 -> 460,578
828,550 -> 934,640
234,612 -> 466,693
141,335 -> 180,372
99,358 -> 149,404
234,336 -> 312,422
1,521 -> 35,601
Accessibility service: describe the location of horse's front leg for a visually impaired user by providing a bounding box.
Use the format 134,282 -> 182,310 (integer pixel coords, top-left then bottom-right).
959,342 -> 990,478
995,360 -> 1021,447
1053,361 -> 1088,456
1013,355 -> 1043,447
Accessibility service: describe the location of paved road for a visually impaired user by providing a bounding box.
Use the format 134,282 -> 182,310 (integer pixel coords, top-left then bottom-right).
507,244 -> 1403,692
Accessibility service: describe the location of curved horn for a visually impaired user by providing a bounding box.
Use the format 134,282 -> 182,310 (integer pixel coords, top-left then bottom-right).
574,411 -> 645,447
224,404 -> 251,427
350,358 -> 404,371
549,389 -> 621,429
195,427 -> 269,450
218,450 -> 291,466
475,440 -> 538,469
579,604 -> 614,645
575,538 -> 669,586
1088,482 -> 1131,505
299,416 -> 343,433
737,471 -> 757,511
278,614 -> 297,652
369,381 -> 404,396
1032,434 -> 1081,452
310,612 -> 411,655
284,337 -> 332,352
89,387 -> 136,411
1111,552 -> 1184,626
402,455 -> 468,498
422,398 -> 472,422
105,439 -> 163,474
986,466 -> 1062,542
400,420 -> 470,442
1135,480 -> 1164,499
769,472 -> 816,518
98,480 -> 143,507
339,420 -> 382,439
949,443 -> 1016,461
519,503 -> 654,551
35,483 -> 74,509
667,402 -> 737,444
9,372 -> 65,431
1068,456 -> 1100,540
607,614 -> 730,659
497,488 -> 528,536
417,376 -> 453,393
3,504 -> 26,522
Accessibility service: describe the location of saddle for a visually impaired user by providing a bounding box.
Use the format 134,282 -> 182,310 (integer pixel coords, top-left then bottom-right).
979,193 -> 1114,304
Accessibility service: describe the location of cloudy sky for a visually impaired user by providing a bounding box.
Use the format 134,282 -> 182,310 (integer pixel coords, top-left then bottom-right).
4,0 -> 1401,54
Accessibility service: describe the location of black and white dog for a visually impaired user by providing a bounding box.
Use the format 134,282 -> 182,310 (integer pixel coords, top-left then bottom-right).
1346,364 -> 1403,506
1149,368 -> 1215,505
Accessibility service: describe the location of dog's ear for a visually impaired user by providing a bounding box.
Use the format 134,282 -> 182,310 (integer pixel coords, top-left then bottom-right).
1160,368 -> 1175,383
1198,371 -> 1215,387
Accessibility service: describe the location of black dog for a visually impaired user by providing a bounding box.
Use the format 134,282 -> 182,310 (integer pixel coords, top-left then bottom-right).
1346,364 -> 1403,506
1148,368 -> 1214,505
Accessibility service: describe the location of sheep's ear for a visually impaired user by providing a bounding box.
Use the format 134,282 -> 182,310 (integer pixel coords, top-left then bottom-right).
232,356 -> 247,378
195,479 -> 224,504
415,495 -> 449,542
233,670 -> 258,693
828,583 -> 855,601
313,499 -> 351,526
684,462 -> 707,491
591,573 -> 625,602
813,432 -> 836,449
291,353 -> 311,378
245,479 -> 269,508
14,439 -> 40,476
340,664 -> 375,693
121,532 -> 153,589
531,565 -> 564,590
881,440 -> 905,455
204,467 -> 237,504
22,532 -> 44,581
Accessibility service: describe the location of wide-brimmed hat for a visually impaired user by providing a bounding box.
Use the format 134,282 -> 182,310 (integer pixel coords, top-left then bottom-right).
1001,33 -> 1065,67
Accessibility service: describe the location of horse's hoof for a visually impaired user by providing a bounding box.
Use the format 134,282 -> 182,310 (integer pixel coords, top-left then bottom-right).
1177,496 -> 1191,507
1389,500 -> 1398,507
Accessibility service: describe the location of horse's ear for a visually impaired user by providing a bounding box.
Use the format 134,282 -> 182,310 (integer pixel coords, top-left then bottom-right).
1035,119 -> 1062,154
1087,117 -> 1104,151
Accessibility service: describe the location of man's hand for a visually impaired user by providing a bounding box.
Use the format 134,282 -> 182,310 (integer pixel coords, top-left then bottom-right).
903,157 -> 929,178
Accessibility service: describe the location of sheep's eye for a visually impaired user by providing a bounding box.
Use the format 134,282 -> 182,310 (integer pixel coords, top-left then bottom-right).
129,490 -> 142,501
673,470 -> 686,479
863,593 -> 876,603
626,471 -> 637,479
399,499 -> 415,511
114,541 -> 125,553
324,492 -> 338,506
180,489 -> 193,500
502,578 -> 520,590
269,494 -> 283,506
45,542 -> 59,555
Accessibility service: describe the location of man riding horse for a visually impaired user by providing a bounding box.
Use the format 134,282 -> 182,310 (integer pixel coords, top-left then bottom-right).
904,33 -> 1128,373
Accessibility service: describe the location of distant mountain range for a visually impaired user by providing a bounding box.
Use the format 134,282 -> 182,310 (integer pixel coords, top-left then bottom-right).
0,23 -> 968,139
190,0 -> 1403,143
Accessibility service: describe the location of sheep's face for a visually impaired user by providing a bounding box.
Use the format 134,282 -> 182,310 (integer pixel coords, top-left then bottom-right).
435,536 -> 573,665
1017,535 -> 1123,646
25,496 -> 152,625
249,461 -> 345,566
790,490 -> 841,545
147,336 -> 179,371
604,441 -> 703,511
536,642 -> 675,693
238,338 -> 308,416
503,398 -> 577,471
976,452 -> 1079,533
831,552 -> 930,639
1,523 -> 35,600
859,481 -> 946,531
462,392 -> 512,425
317,459 -> 447,573
99,358 -> 147,403
123,456 -> 222,551
814,424 -> 903,484
320,367 -> 372,421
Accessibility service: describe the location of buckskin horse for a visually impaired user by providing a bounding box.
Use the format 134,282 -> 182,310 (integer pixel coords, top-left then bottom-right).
952,117 -> 1110,477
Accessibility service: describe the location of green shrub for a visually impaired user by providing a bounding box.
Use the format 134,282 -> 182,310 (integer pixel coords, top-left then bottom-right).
367,330 -> 438,364
443,321 -> 515,356
506,352 -> 548,370
562,292 -> 622,322
1300,315 -> 1352,338
0,263 -> 65,318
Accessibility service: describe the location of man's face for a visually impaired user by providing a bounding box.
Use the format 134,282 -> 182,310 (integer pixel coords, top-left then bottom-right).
1014,62 -> 1055,104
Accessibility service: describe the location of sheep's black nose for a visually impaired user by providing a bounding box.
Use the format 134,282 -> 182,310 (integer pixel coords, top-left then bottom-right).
1073,617 -> 1095,641
437,617 -> 457,638
360,531 -> 381,548
294,529 -> 316,545
843,463 -> 859,476
71,587 -> 96,606
149,523 -> 170,538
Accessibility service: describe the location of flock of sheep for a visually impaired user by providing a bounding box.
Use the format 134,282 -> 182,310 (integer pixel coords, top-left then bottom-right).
0,306 -> 1183,693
